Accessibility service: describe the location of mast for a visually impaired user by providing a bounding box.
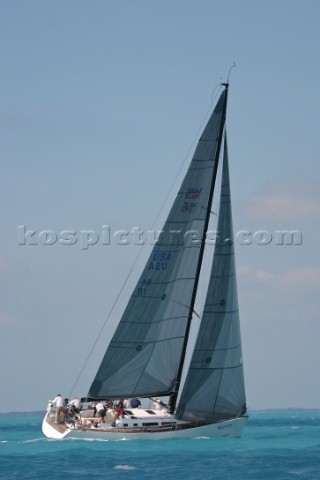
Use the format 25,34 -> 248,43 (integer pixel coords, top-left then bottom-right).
169,84 -> 229,413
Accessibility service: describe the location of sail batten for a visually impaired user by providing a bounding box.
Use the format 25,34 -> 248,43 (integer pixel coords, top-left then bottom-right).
118,317 -> 189,325
107,336 -> 185,346
88,88 -> 229,400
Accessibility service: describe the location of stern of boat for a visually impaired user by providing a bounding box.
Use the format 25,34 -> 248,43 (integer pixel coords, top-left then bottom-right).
42,402 -> 71,439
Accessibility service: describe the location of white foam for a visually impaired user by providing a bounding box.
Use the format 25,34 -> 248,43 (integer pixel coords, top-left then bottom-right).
114,465 -> 137,471
19,438 -> 45,444
67,437 -> 110,442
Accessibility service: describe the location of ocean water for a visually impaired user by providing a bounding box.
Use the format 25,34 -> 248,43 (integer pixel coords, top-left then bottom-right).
0,411 -> 319,480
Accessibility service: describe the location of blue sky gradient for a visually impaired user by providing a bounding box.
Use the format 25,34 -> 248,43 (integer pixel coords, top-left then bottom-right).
1,0 -> 320,411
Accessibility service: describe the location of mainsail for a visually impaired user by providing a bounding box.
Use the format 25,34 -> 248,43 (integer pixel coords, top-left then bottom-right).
88,88 -> 228,400
176,135 -> 246,422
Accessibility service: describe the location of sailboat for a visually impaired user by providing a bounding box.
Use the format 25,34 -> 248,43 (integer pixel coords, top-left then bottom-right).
42,83 -> 247,440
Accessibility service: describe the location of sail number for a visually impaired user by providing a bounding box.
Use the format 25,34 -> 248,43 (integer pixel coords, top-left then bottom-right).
137,278 -> 152,296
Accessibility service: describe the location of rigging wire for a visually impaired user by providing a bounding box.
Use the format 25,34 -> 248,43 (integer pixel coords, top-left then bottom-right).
69,82 -> 224,398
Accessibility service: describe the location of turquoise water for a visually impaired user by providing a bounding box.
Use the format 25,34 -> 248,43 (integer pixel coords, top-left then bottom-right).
0,411 -> 319,479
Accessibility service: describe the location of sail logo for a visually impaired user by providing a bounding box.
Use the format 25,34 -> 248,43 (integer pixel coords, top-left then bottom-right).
182,187 -> 202,213
186,187 -> 202,200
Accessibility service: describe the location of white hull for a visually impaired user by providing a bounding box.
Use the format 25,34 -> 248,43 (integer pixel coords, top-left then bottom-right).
42,409 -> 247,441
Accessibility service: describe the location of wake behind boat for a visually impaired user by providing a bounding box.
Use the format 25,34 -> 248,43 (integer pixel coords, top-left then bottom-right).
42,82 -> 247,440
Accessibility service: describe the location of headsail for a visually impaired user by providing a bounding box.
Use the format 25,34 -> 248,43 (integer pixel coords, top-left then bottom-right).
176,134 -> 246,422
88,88 -> 228,400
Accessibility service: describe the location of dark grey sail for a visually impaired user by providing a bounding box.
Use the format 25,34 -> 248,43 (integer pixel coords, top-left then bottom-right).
176,135 -> 246,422
88,89 -> 228,400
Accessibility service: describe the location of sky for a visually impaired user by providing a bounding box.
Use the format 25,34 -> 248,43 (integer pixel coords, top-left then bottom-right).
1,0 -> 320,412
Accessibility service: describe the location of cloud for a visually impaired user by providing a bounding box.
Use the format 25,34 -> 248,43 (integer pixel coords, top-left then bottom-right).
241,179 -> 320,221
276,266 -> 320,292
256,269 -> 275,282
245,193 -> 320,221
238,265 -> 320,293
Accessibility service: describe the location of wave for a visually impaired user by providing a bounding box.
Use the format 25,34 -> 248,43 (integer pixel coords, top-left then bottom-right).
18,438 -> 46,444
114,465 -> 137,471
66,437 -> 110,442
